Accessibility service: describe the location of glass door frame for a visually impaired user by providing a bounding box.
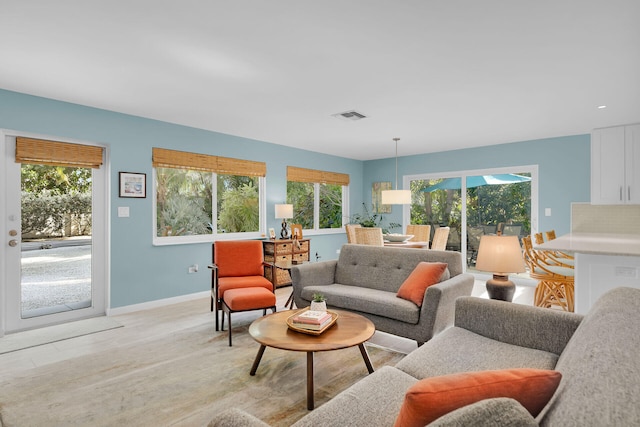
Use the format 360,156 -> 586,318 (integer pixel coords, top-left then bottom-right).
403,165 -> 538,281
0,130 -> 110,335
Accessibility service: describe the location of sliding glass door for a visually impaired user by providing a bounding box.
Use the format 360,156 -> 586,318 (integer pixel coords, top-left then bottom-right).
408,166 -> 537,273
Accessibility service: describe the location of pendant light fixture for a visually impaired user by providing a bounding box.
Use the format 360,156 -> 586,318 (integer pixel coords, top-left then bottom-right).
381,137 -> 411,204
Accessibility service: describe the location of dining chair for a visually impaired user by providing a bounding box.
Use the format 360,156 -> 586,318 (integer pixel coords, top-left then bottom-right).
431,227 -> 450,251
466,226 -> 484,265
406,224 -> 431,243
541,229 -> 574,264
345,223 -> 362,243
502,224 -> 523,238
210,240 -> 276,335
522,235 -> 574,312
481,224 -> 497,235
354,227 -> 384,246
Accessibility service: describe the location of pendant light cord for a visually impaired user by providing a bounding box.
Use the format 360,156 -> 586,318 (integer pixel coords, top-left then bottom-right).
393,137 -> 400,190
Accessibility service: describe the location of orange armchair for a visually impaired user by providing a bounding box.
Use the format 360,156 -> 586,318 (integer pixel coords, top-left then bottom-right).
210,240 -> 275,331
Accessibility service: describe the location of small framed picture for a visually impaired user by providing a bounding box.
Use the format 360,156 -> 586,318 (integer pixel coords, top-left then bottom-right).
119,172 -> 146,198
291,224 -> 303,239
268,228 -> 276,239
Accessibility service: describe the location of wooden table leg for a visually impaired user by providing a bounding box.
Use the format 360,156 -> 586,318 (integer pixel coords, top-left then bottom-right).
307,351 -> 314,410
250,345 -> 266,376
286,290 -> 295,309
358,343 -> 374,374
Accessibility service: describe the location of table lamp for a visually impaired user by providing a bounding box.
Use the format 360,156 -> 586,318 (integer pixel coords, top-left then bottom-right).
275,204 -> 293,239
475,235 -> 525,302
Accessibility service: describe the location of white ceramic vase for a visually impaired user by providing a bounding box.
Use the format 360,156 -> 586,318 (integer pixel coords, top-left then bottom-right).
310,301 -> 327,312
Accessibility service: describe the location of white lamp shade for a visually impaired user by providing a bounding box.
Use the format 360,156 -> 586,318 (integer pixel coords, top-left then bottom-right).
275,204 -> 293,219
381,189 -> 411,205
475,235 -> 525,274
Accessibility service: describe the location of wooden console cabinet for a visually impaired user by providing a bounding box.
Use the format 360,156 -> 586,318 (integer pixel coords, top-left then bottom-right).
263,238 -> 310,287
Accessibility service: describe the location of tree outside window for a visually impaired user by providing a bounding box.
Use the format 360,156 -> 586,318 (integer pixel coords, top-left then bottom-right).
156,168 -> 260,238
286,166 -> 347,232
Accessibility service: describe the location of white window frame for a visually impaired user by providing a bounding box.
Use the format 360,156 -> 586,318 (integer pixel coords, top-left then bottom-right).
152,169 -> 266,246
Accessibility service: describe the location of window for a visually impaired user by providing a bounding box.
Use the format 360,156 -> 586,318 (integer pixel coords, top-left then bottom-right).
287,166 -> 349,232
152,148 -> 266,244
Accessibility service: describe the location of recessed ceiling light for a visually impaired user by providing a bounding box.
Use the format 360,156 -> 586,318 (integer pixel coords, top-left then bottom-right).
597,105 -> 607,109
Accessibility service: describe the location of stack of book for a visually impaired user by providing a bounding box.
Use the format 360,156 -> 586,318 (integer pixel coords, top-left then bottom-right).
290,310 -> 333,331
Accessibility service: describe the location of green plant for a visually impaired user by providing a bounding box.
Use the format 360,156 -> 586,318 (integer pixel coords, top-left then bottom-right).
312,293 -> 326,303
349,203 -> 401,233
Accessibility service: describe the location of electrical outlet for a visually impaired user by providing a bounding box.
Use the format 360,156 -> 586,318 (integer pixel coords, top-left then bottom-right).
188,264 -> 198,274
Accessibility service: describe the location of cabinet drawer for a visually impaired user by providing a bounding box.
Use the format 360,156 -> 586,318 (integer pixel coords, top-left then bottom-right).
293,253 -> 308,263
263,242 -> 275,255
264,254 -> 291,263
275,268 -> 291,285
275,243 -> 291,255
294,240 -> 309,253
265,266 -> 291,284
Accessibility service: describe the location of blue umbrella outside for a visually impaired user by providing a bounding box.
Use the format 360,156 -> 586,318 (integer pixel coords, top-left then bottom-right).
422,174 -> 531,192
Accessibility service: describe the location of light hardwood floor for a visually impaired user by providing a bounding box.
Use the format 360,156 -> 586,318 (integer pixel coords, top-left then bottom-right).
0,280 -> 534,380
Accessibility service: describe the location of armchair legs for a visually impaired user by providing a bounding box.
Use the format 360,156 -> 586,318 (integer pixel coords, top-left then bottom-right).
220,287 -> 277,346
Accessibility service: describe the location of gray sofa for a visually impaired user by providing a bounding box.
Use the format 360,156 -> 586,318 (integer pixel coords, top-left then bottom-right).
212,286 -> 640,426
290,244 -> 475,345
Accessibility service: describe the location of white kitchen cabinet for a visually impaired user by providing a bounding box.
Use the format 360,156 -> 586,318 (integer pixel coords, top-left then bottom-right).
591,124 -> 640,204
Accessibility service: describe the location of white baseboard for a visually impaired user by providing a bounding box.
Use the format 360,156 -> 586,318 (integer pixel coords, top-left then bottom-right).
107,291 -> 209,316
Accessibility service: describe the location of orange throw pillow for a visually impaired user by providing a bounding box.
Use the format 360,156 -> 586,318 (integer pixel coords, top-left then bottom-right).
397,262 -> 448,306
394,369 -> 562,427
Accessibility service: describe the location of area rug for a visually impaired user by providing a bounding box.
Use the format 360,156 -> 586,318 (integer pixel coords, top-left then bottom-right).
0,318 -> 405,426
0,316 -> 122,354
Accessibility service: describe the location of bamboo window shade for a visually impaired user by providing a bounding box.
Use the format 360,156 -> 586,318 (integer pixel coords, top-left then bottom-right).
287,166 -> 349,185
152,148 -> 266,177
15,137 -> 104,168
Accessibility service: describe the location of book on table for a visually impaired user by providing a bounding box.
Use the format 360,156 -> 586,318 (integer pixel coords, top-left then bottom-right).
291,316 -> 333,331
291,310 -> 332,330
292,310 -> 332,325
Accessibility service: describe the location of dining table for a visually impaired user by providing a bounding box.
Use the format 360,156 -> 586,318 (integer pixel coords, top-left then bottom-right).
383,241 -> 430,249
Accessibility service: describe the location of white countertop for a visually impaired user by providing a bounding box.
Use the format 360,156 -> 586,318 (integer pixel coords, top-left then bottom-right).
536,233 -> 640,257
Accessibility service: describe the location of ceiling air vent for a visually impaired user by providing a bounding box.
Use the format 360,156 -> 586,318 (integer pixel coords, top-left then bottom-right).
332,110 -> 368,121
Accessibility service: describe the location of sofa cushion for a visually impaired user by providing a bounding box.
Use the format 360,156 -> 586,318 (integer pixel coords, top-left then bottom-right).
334,244 -> 463,293
537,287 -> 640,426
292,366 -> 417,427
214,240 -> 265,277
209,408 -> 270,427
393,369 -> 561,427
396,262 -> 448,306
396,326 -> 559,379
428,398 -> 537,427
301,284 -> 420,323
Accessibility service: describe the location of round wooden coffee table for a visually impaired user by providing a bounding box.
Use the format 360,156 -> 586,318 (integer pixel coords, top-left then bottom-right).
248,308 -> 375,410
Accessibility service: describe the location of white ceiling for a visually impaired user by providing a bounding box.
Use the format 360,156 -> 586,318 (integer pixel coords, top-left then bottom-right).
1,1 -> 639,161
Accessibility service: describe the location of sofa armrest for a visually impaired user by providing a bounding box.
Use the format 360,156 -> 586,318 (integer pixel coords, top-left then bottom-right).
420,273 -> 475,343
455,296 -> 583,356
428,398 -> 537,427
290,260 -> 338,307
208,408 -> 271,427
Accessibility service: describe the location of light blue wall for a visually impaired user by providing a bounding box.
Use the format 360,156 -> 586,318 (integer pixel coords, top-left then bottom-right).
0,89 -> 361,308
1,89 -> 591,309
363,135 -> 591,236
